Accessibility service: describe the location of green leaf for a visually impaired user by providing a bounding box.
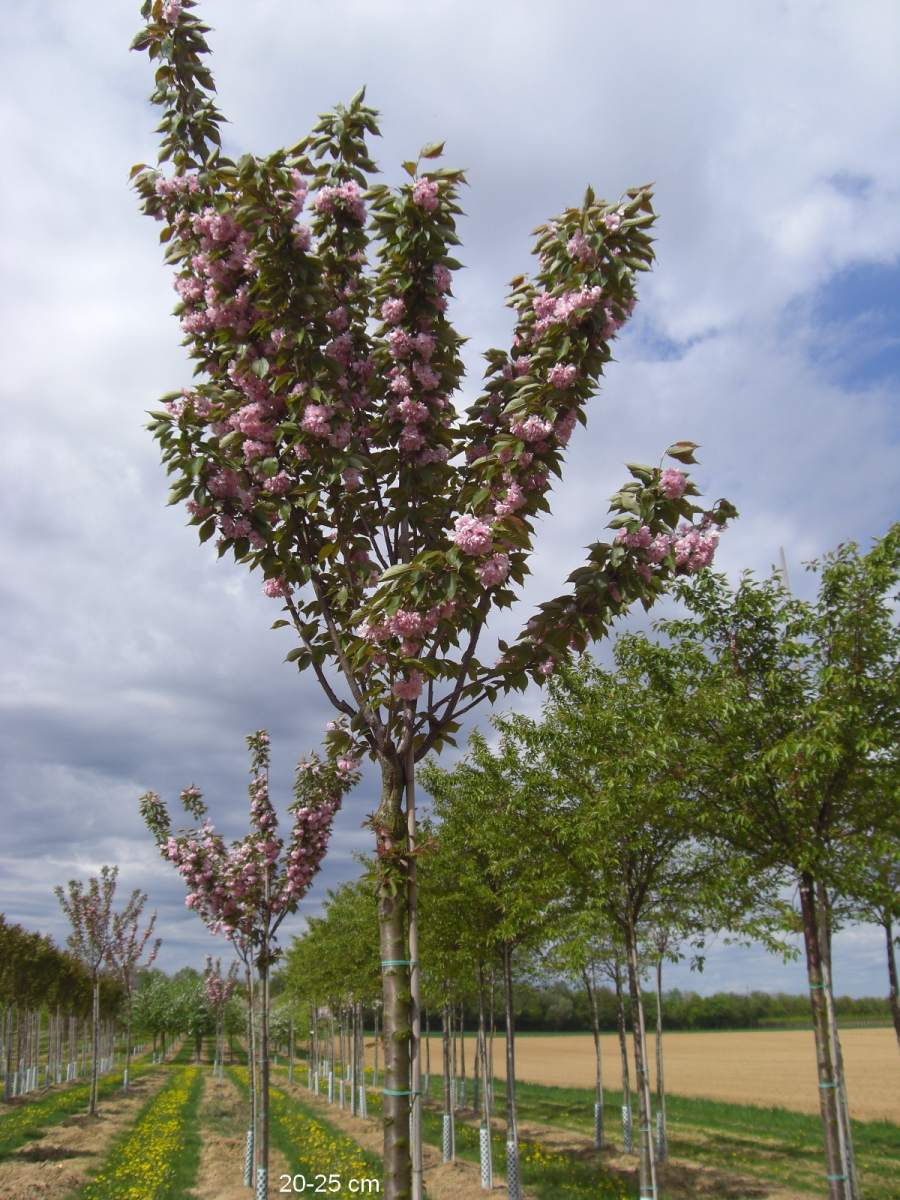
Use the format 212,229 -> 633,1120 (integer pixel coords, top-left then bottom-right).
665,440 -> 700,464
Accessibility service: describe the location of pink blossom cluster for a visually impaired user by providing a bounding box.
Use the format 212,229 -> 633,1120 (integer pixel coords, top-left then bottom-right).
532,285 -> 604,336
357,601 -> 456,655
143,730 -> 359,942
204,959 -> 238,1009
161,0 -> 182,23
566,229 -> 596,265
479,553 -> 510,587
392,670 -> 424,701
659,468 -> 688,499
412,178 -> 440,211
313,181 -> 366,223
548,364 -> 578,389
154,173 -> 200,200
615,521 -> 719,575
381,297 -> 406,324
452,514 -> 494,556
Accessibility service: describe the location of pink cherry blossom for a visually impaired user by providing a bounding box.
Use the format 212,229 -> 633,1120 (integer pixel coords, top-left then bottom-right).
660,468 -> 688,499
452,514 -> 493,556
392,671 -> 424,701
412,178 -> 439,211
479,553 -> 510,587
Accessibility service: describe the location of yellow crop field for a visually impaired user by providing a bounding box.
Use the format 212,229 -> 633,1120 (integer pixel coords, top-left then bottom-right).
413,1027 -> 899,1122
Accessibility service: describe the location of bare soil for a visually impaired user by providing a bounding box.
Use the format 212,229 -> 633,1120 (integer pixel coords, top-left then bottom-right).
0,1069 -> 168,1200
401,1028 -> 899,1122
188,1071 -> 292,1200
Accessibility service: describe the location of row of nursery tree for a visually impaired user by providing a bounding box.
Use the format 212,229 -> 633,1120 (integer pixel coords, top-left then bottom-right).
126,4 -> 897,1198
279,536 -> 899,1200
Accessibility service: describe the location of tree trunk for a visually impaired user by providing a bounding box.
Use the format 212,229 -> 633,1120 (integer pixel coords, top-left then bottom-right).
89,976 -> 100,1117
623,919 -> 657,1200
259,954 -> 271,1195
883,917 -> 900,1050
246,965 -> 258,1176
375,754 -> 413,1199
423,1009 -> 429,1096
406,746 -> 423,1200
655,955 -> 667,1161
798,873 -> 852,1200
442,1004 -> 452,1120
613,957 -> 632,1120
582,966 -> 604,1150
459,1002 -> 467,1109
124,1006 -> 132,1093
815,881 -> 859,1199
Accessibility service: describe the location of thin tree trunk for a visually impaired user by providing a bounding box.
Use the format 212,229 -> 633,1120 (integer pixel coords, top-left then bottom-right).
89,976 -> 100,1116
423,1009 -> 429,1096
246,965 -> 258,1175
259,954 -> 271,1195
624,919 -> 656,1200
124,1005 -> 132,1093
799,873 -> 852,1200
375,755 -> 413,1199
655,955 -> 667,1161
406,746 -> 423,1200
883,917 -> 900,1050
442,1004 -> 452,1120
459,1002 -> 467,1109
815,881 -> 859,1199
614,957 -> 632,1119
582,966 -> 604,1150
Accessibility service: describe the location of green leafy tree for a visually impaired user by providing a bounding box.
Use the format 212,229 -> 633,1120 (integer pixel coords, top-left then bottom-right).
660,527 -> 900,1200
420,727 -> 565,1197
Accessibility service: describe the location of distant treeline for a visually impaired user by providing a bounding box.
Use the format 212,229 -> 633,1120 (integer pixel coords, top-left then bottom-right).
456,983 -> 891,1032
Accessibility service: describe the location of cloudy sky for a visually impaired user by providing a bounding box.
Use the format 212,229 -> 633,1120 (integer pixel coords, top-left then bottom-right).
2,1 -> 897,997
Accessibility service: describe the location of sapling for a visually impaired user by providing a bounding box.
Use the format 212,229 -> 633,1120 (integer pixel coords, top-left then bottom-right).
131,3 -> 733,1191
141,729 -> 360,1196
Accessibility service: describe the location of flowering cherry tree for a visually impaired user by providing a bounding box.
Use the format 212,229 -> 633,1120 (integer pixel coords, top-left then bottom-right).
204,955 -> 239,1076
131,1 -> 734,1192
107,888 -> 160,1092
54,866 -> 120,1116
140,729 -> 360,1197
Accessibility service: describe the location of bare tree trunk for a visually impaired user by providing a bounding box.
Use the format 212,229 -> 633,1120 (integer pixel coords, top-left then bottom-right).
89,976 -> 100,1117
406,747 -> 423,1200
799,873 -> 852,1200
375,755 -> 413,1199
883,917 -> 900,1050
582,966 -> 604,1150
623,919 -> 656,1200
815,881 -> 859,1199
259,954 -> 271,1196
459,1002 -> 467,1109
442,1004 -> 452,1119
502,941 -> 522,1200
613,958 -> 632,1131
654,956 -> 667,1161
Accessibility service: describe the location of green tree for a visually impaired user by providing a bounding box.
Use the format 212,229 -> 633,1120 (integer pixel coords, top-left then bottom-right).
420,727 -> 565,1198
661,526 -> 900,1200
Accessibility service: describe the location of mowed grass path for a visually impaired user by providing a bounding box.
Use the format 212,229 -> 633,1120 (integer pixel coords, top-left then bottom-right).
476,1076 -> 899,1200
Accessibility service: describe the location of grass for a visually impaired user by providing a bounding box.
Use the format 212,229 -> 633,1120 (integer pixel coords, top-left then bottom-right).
73,1064 -> 203,1199
230,1066 -> 383,1196
476,1076 -> 899,1199
0,1061 -> 158,1162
